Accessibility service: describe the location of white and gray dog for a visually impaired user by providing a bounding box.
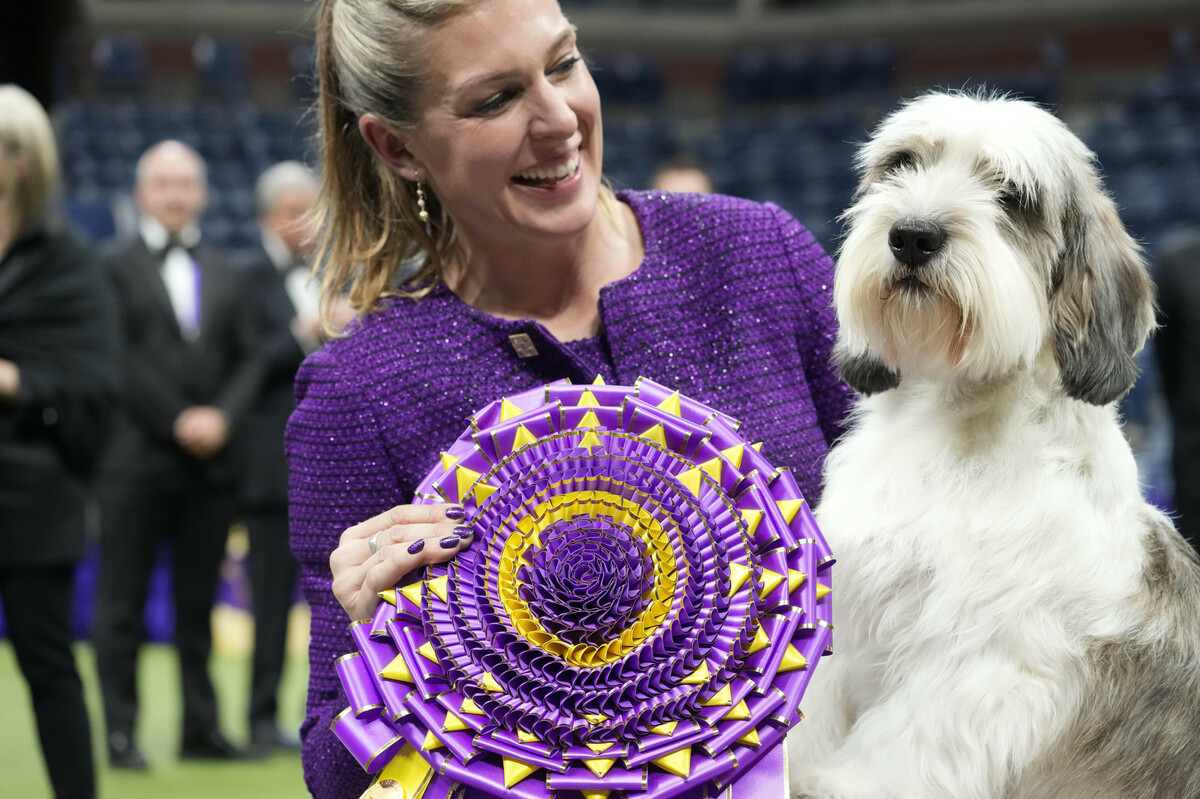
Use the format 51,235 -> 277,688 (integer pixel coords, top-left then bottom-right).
787,92 -> 1200,799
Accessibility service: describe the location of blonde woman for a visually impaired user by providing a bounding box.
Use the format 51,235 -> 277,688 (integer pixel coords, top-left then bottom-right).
0,84 -> 118,799
288,2 -> 852,796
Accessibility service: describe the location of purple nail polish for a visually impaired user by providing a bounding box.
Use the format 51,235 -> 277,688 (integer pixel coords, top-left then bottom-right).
439,536 -> 460,549
407,539 -> 425,555
454,526 -> 472,538
445,506 -> 466,521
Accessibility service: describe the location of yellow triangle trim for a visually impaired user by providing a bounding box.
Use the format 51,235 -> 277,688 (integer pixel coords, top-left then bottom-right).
648,715 -> 676,734
517,730 -> 539,743
379,654 -> 414,683
747,625 -> 771,655
503,757 -> 539,788
584,758 -> 616,778
788,569 -> 808,595
417,641 -> 439,664
500,398 -> 524,422
473,482 -> 498,504
591,374 -> 606,385
702,684 -> 732,707
585,742 -> 615,754
676,467 -> 703,497
377,589 -> 397,606
736,728 -> 761,747
758,568 -> 785,599
698,456 -> 723,482
399,582 -> 423,608
741,508 -> 763,537
577,388 -> 601,407
442,712 -> 470,733
583,713 -> 608,725
581,791 -> 611,799
427,575 -> 448,603
816,582 -> 831,600
680,662 -> 710,685
752,442 -> 763,452
440,451 -> 458,471
724,700 -> 751,721
455,466 -> 482,500
728,562 -> 753,596
649,720 -> 678,736
459,697 -> 484,716
656,392 -> 682,416
778,644 -> 809,672
579,430 -> 603,450
776,498 -> 804,525
578,409 -> 601,429
721,443 -> 745,469
639,423 -> 666,447
652,747 -> 692,778
421,730 -> 444,751
511,424 -> 538,452
480,671 -> 503,692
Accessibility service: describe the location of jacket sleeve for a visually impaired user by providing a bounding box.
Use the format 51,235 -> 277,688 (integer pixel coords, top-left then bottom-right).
213,269 -> 269,429
769,203 -> 854,448
286,344 -> 405,799
11,236 -> 121,476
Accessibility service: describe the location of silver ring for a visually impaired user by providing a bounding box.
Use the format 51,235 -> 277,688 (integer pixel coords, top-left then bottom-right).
367,530 -> 384,555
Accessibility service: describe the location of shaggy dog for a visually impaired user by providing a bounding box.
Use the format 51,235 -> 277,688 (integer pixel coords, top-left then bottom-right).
787,93 -> 1200,799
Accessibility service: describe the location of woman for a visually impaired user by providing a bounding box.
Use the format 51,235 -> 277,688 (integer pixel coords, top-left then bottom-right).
0,84 -> 119,799
288,1 -> 853,797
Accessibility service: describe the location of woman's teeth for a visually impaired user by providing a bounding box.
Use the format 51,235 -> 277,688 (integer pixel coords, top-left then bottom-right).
515,154 -> 579,186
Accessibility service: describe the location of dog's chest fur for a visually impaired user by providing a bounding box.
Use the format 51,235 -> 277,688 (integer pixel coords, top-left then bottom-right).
815,379 -> 1148,679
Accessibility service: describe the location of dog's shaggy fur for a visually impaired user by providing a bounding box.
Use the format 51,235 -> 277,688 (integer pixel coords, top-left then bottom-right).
787,93 -> 1200,799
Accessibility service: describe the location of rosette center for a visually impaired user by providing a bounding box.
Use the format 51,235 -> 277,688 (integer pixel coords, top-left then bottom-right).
517,517 -> 652,646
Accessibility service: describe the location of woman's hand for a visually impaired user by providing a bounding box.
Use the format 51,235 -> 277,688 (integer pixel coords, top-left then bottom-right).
330,503 -> 473,621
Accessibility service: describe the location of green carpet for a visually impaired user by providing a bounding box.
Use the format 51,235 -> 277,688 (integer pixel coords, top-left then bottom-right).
0,641 -> 310,799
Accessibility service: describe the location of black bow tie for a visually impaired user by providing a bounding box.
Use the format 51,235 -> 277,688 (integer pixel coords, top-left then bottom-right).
155,237 -> 194,262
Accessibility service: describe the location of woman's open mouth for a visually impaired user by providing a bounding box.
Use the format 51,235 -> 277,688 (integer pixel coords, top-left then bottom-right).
512,153 -> 580,189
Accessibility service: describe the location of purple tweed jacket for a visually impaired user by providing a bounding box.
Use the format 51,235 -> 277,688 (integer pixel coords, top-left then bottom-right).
286,190 -> 853,798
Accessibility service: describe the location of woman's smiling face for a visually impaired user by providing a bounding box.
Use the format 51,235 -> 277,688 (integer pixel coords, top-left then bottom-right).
396,0 -> 604,251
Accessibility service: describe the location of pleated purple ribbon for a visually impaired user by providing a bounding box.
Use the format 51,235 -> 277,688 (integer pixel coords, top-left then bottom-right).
333,378 -> 834,799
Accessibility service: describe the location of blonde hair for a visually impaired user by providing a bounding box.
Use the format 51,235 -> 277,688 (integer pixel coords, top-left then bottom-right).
312,0 -> 619,329
0,84 -> 60,235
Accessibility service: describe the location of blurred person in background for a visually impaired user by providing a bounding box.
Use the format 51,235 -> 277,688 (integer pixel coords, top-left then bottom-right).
0,83 -> 118,799
650,152 -> 714,194
1155,233 -> 1200,553
237,160 -> 322,757
92,139 -> 261,768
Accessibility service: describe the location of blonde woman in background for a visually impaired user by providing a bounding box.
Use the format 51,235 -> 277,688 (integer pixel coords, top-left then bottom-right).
0,84 -> 119,799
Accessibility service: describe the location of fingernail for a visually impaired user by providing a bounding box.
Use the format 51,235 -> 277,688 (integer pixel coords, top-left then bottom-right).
454,526 -> 472,538
445,506 -> 466,521
407,539 -> 426,555
439,536 -> 460,549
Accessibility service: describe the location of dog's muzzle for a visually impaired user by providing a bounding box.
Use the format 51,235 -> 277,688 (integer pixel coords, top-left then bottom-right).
888,219 -> 946,267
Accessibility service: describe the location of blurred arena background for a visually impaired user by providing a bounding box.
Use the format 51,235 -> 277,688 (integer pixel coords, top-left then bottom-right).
2,0 -> 1196,796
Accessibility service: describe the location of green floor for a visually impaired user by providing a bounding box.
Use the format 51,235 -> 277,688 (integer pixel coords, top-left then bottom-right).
0,641 -> 310,799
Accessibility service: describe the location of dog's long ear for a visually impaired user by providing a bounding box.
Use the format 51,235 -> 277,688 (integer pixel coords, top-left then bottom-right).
833,340 -> 901,395
1050,177 -> 1155,405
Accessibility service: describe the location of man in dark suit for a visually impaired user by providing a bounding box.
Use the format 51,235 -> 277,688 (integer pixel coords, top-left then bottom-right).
237,160 -> 320,755
1156,232 -> 1200,553
92,140 -> 260,768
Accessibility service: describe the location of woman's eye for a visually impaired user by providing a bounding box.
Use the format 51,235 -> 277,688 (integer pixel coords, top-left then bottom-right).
474,90 -> 516,115
552,55 -> 580,76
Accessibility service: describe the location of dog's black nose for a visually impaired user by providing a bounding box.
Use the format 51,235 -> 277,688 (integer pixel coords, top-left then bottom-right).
888,219 -> 946,267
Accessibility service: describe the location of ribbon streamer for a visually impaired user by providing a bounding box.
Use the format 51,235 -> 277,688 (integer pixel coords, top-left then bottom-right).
334,378 -> 834,799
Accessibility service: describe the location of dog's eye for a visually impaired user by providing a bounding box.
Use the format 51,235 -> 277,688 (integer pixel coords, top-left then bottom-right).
881,151 -> 916,174
998,186 -> 1023,212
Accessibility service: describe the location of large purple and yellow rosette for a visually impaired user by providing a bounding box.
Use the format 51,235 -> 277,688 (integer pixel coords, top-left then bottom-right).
333,378 -> 834,799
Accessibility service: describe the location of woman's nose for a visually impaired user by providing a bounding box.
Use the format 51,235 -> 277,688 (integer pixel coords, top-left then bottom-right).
529,82 -> 577,139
